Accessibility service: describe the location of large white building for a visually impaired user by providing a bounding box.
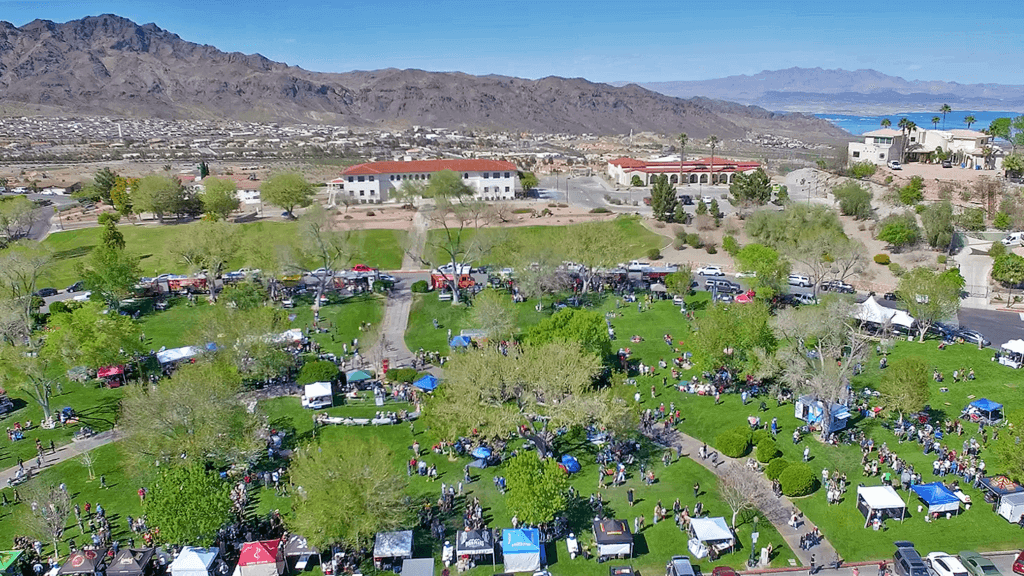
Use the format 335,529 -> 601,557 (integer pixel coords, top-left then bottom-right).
849,127 -> 1002,170
335,159 -> 520,204
607,156 -> 762,187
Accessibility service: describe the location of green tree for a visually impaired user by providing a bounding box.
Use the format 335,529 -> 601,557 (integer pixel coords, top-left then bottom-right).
898,176 -> 925,204
649,174 -> 678,222
198,161 -> 210,179
964,115 -> 976,130
898,267 -> 965,341
98,212 -> 125,250
519,172 -> 538,194
262,172 -> 315,217
734,243 -> 791,300
77,245 -> 142,310
289,204 -> 360,304
219,281 -> 267,310
1003,154 -> 1024,176
0,241 -> 51,331
881,118 -> 892,129
940,104 -> 952,128
957,207 -> 986,231
422,169 -> 474,200
722,235 -> 740,256
526,308 -> 611,358
200,177 -> 240,221
729,168 -> 772,205
296,359 -> 340,386
931,116 -> 941,129
0,195 -> 37,244
696,200 -> 708,216
630,175 -> 644,187
877,212 -> 921,250
897,118 -> 917,162
690,301 -> 775,374
994,211 -> 1013,230
42,301 -> 143,368
921,201 -> 954,249
190,305 -> 296,383
289,438 -> 410,550
992,253 -> 1024,305
505,454 -> 569,525
879,357 -> 930,421
833,182 -> 873,219
560,220 -> 628,293
988,117 -> 1012,140
109,176 -> 137,221
145,465 -> 233,546
664,267 -> 692,296
133,174 -> 188,222
175,220 -> 240,303
94,168 -> 118,202
472,289 -> 517,342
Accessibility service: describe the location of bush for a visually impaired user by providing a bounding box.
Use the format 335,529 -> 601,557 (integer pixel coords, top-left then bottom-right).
833,182 -> 873,220
686,233 -> 702,248
755,438 -> 781,463
590,207 -> 611,213
751,429 -> 771,444
889,262 -> 905,277
957,207 -> 986,231
994,212 -> 1012,231
877,212 -> 921,249
850,162 -> 878,179
366,211 -> 376,216
990,242 -> 1007,260
647,248 -> 662,260
898,176 -> 925,205
512,208 -> 533,214
937,254 -> 947,264
548,203 -> 558,208
297,360 -> 340,386
716,432 -> 751,458
914,203 -> 927,214
764,458 -> 792,481
885,175 -> 894,184
921,201 -> 954,249
779,462 -> 819,497
705,243 -> 717,254
873,253 -> 891,265
385,367 -> 420,383
558,203 -> 569,208
722,235 -> 740,256
411,280 -> 430,293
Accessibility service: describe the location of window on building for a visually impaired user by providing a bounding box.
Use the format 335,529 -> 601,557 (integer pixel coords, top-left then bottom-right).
505,187 -> 510,192
348,176 -> 354,182
483,172 -> 489,178
463,173 -> 469,178
369,176 -> 374,181
852,151 -> 860,158
483,187 -> 489,193
910,137 -> 916,143
359,191 -> 365,196
504,172 -> 510,178
357,176 -> 365,182
879,154 -> 885,159
389,175 -> 394,181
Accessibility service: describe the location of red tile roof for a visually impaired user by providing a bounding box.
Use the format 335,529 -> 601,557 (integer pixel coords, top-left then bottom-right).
342,159 -> 517,176
612,156 -> 760,173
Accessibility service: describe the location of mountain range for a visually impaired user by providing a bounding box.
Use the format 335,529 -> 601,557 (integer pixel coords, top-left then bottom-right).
631,68 -> 1024,114
0,15 -> 847,139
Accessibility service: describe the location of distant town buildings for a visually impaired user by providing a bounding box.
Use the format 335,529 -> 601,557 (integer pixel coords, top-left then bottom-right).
848,127 -> 1003,169
606,156 -> 761,187
335,159 -> 520,204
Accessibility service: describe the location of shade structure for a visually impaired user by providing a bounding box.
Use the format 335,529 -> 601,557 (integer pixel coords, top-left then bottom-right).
283,535 -> 317,572
0,551 -> 23,576
456,529 -> 496,562
401,559 -> 434,576
471,446 -> 492,459
592,519 -> 633,558
237,540 -> 284,576
853,296 -> 915,328
373,531 -> 413,560
450,335 -> 472,348
346,369 -> 373,382
157,346 -> 201,364
413,374 -> 439,391
911,482 -> 961,515
650,283 -> 667,293
97,365 -> 124,378
107,549 -> 155,576
969,398 -> 1003,413
1001,339 -> 1024,354
170,547 -> 218,576
559,454 -> 581,473
980,475 -> 1024,498
60,549 -> 108,575
303,382 -> 334,409
501,528 -> 544,573
689,517 -> 732,543
856,485 -> 907,525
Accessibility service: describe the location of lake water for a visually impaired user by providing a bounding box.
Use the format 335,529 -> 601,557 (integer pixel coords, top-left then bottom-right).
814,110 -> 1016,135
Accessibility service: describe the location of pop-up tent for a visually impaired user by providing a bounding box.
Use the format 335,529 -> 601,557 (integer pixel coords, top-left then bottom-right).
456,529 -> 496,565
157,346 -> 201,365
592,518 -> 633,559
170,547 -> 219,576
373,531 -> 413,568
346,369 -> 373,383
302,382 -> 334,409
911,482 -> 961,516
413,374 -> 439,391
237,540 -> 285,576
60,549 -> 108,575
501,528 -> 544,573
856,485 -> 907,525
450,335 -> 472,348
559,454 -> 581,474
107,548 -> 155,576
963,398 -> 1003,423
471,446 -> 492,459
0,551 -> 23,576
687,517 -> 734,559
853,296 -> 915,328
997,492 -> 1024,523
401,559 -> 434,576
283,535 -> 318,572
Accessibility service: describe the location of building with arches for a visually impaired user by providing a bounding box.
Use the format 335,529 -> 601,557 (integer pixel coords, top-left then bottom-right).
333,159 -> 519,204
607,156 -> 761,187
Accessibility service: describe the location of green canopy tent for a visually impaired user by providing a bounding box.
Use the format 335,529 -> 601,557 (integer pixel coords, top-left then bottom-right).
0,551 -> 23,576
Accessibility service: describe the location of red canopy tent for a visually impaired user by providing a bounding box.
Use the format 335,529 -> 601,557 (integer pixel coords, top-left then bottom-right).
97,365 -> 126,388
236,540 -> 284,576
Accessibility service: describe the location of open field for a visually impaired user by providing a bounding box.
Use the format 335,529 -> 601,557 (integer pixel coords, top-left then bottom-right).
404,290 -> 554,353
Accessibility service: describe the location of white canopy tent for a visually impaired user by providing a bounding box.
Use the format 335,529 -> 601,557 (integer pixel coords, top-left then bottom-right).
157,346 -> 201,365
857,485 -> 907,526
302,382 -> 334,409
1002,339 -> 1024,354
169,548 -> 218,576
687,517 -> 734,559
853,296 -> 915,328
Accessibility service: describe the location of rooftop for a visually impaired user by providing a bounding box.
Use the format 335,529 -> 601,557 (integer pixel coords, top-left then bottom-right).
342,159 -> 517,176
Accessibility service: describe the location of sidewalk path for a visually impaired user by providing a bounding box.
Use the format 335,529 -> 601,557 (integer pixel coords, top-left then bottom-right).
650,423 -> 837,568
402,209 -> 429,271
0,429 -> 122,488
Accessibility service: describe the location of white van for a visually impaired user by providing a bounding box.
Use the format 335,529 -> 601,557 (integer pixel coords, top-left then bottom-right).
1001,232 -> 1024,246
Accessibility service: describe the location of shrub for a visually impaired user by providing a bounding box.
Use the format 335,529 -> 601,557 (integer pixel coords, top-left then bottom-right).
411,280 -> 430,293
716,431 -> 751,458
647,248 -> 662,260
779,462 -> 819,497
914,203 -> 927,214
921,201 -> 954,248
558,203 -> 569,208
686,233 -> 702,248
889,262 -> 905,277
705,243 -> 718,255
898,176 -> 925,205
873,253 -> 891,265
755,438 -> 781,463
630,175 -> 644,187
957,207 -> 986,231
722,235 -> 740,256
297,360 -> 340,386
877,212 -> 921,249
885,175 -> 894,184
850,161 -> 878,179
385,367 -> 420,383
764,458 -> 792,481
590,207 -> 611,213
751,429 -> 771,444
989,242 -> 1007,260
366,211 -> 376,216
937,254 -> 947,264
994,212 -> 1012,231
833,182 -> 873,220
512,208 -> 533,214
548,203 -> 558,208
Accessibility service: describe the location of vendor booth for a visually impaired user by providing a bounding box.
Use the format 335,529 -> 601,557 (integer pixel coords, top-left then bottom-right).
795,395 -> 851,434
0,551 -> 23,576
412,374 -> 439,391
961,399 -> 1003,424
911,483 -> 961,517
107,549 -> 155,576
450,336 -> 472,348
401,559 -> 434,576
157,346 -> 201,365
501,529 -> 544,573
283,535 -> 318,572
170,547 -> 219,576
853,296 -> 915,333
997,492 -> 1024,523
373,531 -> 413,571
59,549 -> 108,576
346,370 -> 373,383
302,382 -> 334,409
979,475 -> 1024,521
856,485 -> 907,526
592,519 -> 633,561
998,340 -> 1024,368
686,517 -> 734,560
98,365 -> 126,387
236,540 -> 285,576
455,529 -> 496,566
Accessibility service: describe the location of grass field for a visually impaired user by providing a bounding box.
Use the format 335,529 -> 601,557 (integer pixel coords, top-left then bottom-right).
404,290 -> 553,353
423,216 -> 666,267
40,222 -> 406,288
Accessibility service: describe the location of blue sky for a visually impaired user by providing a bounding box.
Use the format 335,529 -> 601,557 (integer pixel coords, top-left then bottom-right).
3,0 -> 1023,84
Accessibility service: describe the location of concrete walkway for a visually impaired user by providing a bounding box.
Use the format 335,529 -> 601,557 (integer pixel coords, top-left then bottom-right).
0,429 -> 121,488
650,423 -> 838,568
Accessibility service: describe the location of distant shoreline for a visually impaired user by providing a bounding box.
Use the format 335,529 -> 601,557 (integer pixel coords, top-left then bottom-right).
813,110 -> 1019,135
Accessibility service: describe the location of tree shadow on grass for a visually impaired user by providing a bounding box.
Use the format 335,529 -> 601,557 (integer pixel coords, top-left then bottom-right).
76,396 -> 122,429
53,245 -> 95,261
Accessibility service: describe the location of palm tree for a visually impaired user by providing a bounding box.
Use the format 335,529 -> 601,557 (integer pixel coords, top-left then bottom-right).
897,118 -> 917,163
706,135 -> 720,184
940,104 -> 952,129
931,116 -> 941,129
678,133 -> 688,187
965,115 -> 976,130
881,118 -> 892,129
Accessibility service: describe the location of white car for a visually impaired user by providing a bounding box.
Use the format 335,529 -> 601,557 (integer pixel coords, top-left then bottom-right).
308,268 -> 334,278
794,293 -> 818,305
735,271 -> 757,278
788,274 -> 811,287
888,160 -> 902,170
925,553 -> 968,576
696,266 -> 724,276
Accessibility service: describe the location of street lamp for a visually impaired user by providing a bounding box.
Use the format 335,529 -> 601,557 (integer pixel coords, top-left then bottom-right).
749,516 -> 760,567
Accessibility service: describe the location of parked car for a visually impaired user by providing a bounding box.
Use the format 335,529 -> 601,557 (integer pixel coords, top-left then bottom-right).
696,265 -> 724,276
893,542 -> 929,576
794,293 -> 818,305
308,268 -> 334,278
883,292 -> 898,301
958,551 -> 1003,576
788,274 -> 812,287
352,264 -> 374,272
667,556 -> 696,576
1011,550 -> 1024,575
735,271 -> 758,278
33,287 -> 58,297
700,194 -> 716,203
66,281 -> 85,293
926,553 -> 969,576
679,194 -> 694,205
713,293 -> 734,303
952,328 -> 990,347
888,160 -> 903,170
705,279 -> 741,294
1001,232 -> 1024,246
942,159 -> 953,168
820,279 -> 854,293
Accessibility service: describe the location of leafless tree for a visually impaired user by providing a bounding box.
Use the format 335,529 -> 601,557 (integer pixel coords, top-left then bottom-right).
25,482 -> 72,559
718,466 -> 774,528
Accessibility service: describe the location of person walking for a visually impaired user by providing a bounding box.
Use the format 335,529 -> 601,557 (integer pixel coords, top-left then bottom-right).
803,446 -> 810,462
693,482 -> 700,499
627,488 -> 635,507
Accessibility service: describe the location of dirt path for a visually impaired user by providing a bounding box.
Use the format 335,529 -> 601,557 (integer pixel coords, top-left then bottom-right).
0,429 -> 122,488
650,423 -> 838,568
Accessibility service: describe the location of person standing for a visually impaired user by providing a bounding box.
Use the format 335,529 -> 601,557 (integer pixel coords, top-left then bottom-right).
627,488 -> 635,507
693,482 -> 699,498
803,446 -> 810,462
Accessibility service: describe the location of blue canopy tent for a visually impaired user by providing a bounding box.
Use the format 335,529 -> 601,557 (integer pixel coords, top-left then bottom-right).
963,398 -> 1003,423
471,446 -> 492,459
501,528 -> 544,573
412,374 -> 439,391
559,454 -> 581,474
346,369 -> 373,383
911,482 -> 961,516
450,335 -> 472,348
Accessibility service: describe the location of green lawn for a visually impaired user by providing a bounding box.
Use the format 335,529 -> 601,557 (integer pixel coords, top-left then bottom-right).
40,222 -> 407,288
404,289 -> 553,353
424,216 -> 665,267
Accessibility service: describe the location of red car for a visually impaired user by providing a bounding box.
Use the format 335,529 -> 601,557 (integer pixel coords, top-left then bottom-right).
1012,550 -> 1024,575
712,567 -> 738,576
352,264 -> 374,272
